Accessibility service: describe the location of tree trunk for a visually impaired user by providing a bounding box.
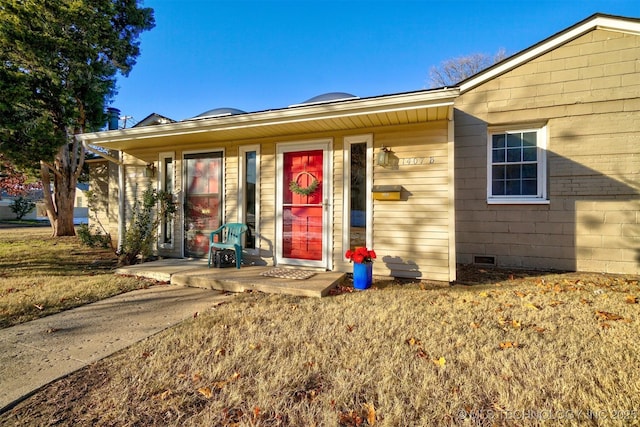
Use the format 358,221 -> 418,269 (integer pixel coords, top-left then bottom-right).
41,138 -> 83,237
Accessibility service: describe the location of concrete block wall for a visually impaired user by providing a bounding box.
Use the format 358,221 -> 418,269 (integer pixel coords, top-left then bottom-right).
455,28 -> 640,274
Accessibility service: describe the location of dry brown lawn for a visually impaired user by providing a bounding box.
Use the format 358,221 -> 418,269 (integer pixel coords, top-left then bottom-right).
0,226 -> 153,328
2,255 -> 639,426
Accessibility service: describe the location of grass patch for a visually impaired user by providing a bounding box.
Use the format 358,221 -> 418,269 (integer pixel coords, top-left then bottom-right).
3,268 -> 639,425
0,227 -> 153,328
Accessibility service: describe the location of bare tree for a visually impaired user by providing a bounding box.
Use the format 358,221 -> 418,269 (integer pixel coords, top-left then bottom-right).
428,48 -> 507,88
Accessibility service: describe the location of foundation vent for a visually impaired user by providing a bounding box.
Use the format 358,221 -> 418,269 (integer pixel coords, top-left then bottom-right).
474,255 -> 496,265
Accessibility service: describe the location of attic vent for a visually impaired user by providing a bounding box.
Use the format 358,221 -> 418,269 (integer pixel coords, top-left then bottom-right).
474,255 -> 496,265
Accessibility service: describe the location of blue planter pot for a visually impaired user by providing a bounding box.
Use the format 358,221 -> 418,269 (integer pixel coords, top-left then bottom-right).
353,262 -> 373,290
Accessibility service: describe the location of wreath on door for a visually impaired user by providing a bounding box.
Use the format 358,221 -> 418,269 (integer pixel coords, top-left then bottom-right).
289,171 -> 319,196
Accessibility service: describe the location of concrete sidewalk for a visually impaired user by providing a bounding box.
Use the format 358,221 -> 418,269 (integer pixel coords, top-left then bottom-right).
0,285 -> 233,413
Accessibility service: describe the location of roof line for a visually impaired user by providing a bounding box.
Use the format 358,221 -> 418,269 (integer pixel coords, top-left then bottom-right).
80,88 -> 459,144
459,13 -> 640,93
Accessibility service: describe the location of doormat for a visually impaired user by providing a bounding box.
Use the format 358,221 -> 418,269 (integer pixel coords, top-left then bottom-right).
261,268 -> 316,280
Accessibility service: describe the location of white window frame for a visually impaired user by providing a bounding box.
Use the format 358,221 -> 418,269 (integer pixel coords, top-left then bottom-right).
487,125 -> 548,205
238,145 -> 260,255
343,134 -> 373,258
158,151 -> 175,249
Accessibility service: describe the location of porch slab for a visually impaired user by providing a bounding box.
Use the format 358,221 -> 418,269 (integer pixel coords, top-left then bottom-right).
116,260 -> 345,298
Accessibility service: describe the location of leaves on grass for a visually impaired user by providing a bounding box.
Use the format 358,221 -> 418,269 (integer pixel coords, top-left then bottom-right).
405,337 -> 422,347
198,387 -> 213,399
523,302 -> 540,310
470,322 -> 480,329
532,326 -> 546,334
338,404 -> 376,427
625,295 -> 638,304
364,403 -> 376,425
433,357 -> 446,367
595,311 -> 624,321
152,389 -> 172,400
339,410 -> 364,426
499,341 -> 520,350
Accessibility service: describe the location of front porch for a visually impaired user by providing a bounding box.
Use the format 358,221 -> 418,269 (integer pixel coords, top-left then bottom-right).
116,259 -> 345,297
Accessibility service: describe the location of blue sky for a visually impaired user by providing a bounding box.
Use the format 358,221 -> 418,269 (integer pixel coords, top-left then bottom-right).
112,0 -> 639,125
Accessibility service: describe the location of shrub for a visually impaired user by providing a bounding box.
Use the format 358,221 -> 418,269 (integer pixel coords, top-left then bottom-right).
118,187 -> 175,266
77,223 -> 112,248
10,196 -> 36,220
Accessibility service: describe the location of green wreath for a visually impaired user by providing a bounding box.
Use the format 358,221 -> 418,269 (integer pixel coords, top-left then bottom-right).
289,171 -> 319,196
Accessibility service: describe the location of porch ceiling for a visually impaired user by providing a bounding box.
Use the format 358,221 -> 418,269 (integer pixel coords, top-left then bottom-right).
80,88 -> 458,152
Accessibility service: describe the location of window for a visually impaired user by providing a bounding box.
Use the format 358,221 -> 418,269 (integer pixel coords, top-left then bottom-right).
487,126 -> 547,204
343,135 -> 373,255
239,145 -> 259,251
158,152 -> 174,248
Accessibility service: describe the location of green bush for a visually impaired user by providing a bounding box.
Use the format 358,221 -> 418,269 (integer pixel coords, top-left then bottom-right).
10,196 -> 36,220
119,187 -> 175,266
77,223 -> 112,248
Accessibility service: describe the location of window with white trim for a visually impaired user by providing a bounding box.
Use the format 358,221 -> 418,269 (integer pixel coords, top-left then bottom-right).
158,152 -> 174,248
487,126 -> 547,204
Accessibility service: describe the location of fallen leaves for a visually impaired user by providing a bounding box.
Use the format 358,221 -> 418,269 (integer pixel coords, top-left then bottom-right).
499,341 -> 520,350
406,337 -> 447,368
196,372 -> 241,399
433,357 -> 446,367
595,311 -> 625,321
625,295 -> 638,304
338,403 -> 376,426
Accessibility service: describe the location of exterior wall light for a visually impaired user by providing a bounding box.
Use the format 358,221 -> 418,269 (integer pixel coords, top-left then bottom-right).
376,146 -> 391,167
145,163 -> 156,178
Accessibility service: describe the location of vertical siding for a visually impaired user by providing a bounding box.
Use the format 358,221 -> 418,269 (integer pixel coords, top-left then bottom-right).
455,28 -> 640,274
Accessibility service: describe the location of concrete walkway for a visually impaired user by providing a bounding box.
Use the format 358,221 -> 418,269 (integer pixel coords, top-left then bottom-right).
0,285 -> 233,413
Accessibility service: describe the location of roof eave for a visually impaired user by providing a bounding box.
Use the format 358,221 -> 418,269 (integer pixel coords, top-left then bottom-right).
459,13 -> 640,93
80,88 -> 459,149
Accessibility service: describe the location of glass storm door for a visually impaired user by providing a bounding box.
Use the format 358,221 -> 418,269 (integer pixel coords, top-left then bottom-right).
277,143 -> 329,268
184,152 -> 223,258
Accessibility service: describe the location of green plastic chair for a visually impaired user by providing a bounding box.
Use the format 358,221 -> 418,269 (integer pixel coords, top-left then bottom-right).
208,223 -> 248,269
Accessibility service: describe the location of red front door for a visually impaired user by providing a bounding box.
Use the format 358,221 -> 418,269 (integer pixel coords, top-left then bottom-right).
280,148 -> 325,263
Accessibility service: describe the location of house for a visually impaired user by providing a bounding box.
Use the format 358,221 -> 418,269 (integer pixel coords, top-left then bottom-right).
80,13 -> 639,282
0,184 -> 89,222
454,13 -> 640,275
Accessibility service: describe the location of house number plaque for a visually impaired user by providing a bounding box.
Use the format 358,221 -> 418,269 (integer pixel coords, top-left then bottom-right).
397,157 -> 435,166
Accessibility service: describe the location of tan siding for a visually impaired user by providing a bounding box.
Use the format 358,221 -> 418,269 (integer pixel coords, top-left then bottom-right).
455,28 -> 640,274
114,119 -> 453,280
88,161 -> 118,241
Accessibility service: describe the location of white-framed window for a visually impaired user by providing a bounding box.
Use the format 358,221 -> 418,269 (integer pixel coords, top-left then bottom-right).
343,134 -> 373,257
238,145 -> 260,254
158,151 -> 175,248
487,125 -> 548,204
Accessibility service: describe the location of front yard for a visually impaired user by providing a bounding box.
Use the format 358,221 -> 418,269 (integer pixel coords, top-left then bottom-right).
1,226 -> 639,425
